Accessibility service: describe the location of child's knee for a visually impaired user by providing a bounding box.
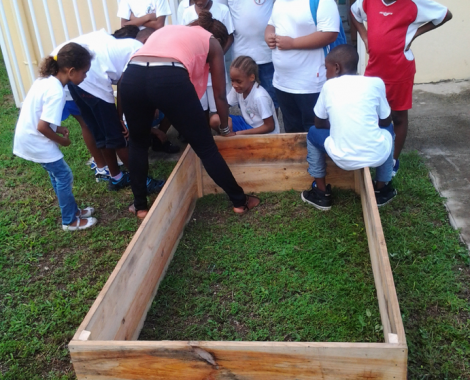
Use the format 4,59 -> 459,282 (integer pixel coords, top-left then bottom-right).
209,114 -> 221,130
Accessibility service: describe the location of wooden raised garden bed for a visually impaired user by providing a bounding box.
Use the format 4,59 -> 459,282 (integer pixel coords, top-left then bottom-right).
69,133 -> 407,379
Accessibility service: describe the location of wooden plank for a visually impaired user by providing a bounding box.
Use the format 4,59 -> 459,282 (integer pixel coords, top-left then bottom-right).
72,146 -> 199,342
213,133 -> 308,164
202,161 -> 355,195
360,168 -> 406,344
70,340 -> 408,380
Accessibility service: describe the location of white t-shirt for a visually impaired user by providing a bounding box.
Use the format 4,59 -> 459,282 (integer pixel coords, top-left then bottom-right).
314,75 -> 393,170
182,3 -> 234,86
268,0 -> 340,94
52,29 -> 143,103
177,0 -> 228,25
13,76 -> 65,164
228,0 -> 274,64
117,0 -> 171,29
227,84 -> 280,134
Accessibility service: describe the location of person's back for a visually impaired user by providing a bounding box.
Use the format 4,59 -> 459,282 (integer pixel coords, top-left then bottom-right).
320,75 -> 392,170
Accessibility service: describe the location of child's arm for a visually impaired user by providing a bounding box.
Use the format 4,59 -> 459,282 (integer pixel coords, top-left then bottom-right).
235,116 -> 275,136
379,114 -> 392,127
142,14 -> 167,30
37,121 -> 71,147
350,0 -> 368,52
224,34 -> 234,54
406,10 -> 452,51
315,116 -> 330,129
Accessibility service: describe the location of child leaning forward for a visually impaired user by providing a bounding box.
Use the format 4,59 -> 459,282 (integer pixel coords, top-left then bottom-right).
210,55 -> 280,136
301,44 -> 397,210
13,43 -> 98,231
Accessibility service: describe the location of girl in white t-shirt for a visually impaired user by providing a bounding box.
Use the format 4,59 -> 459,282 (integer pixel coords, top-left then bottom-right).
13,43 -> 98,231
210,56 -> 280,135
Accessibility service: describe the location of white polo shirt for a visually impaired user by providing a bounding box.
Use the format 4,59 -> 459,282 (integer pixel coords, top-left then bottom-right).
227,84 -> 280,134
13,76 -> 65,163
228,0 -> 274,64
117,0 -> 171,29
268,0 -> 340,94
314,75 -> 393,170
52,29 -> 143,103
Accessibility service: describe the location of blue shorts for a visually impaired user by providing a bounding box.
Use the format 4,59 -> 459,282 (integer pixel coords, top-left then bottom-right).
230,115 -> 253,132
61,100 -> 81,121
152,111 -> 165,127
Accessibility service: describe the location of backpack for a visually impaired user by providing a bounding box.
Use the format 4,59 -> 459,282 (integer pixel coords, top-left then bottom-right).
310,0 -> 347,57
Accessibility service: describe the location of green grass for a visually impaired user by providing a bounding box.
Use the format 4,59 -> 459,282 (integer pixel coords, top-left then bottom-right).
0,53 -> 469,379
140,190 -> 384,343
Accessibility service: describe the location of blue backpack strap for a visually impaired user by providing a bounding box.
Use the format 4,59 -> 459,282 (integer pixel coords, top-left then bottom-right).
310,0 -> 346,57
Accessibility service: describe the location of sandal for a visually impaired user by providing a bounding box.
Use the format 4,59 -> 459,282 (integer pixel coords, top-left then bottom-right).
62,217 -> 98,231
233,195 -> 260,215
77,207 -> 95,218
129,203 -> 148,220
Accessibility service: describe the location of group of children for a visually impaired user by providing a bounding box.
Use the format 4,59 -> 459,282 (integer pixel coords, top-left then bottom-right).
12,0 -> 452,230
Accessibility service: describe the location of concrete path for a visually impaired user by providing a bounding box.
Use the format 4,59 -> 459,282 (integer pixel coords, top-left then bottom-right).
407,80 -> 470,250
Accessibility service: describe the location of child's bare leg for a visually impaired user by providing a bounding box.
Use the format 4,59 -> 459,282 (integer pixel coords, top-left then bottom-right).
391,110 -> 408,160
102,149 -> 122,177
73,114 -> 106,168
150,128 -> 167,142
315,177 -> 327,192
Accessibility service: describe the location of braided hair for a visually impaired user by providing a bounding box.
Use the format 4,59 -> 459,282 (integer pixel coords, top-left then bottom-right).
231,55 -> 260,86
189,10 -> 229,48
39,42 -> 92,78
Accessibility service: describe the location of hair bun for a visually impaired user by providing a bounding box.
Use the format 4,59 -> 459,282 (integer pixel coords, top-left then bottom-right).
197,9 -> 214,28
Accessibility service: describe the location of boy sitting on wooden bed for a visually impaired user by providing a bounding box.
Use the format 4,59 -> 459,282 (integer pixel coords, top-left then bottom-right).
301,44 -> 396,211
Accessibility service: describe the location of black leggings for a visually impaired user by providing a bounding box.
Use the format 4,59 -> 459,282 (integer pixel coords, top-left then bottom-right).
120,64 -> 246,211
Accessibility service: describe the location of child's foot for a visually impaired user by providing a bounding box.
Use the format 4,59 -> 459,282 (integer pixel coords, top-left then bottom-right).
233,195 -> 260,214
392,159 -> 400,177
86,157 -> 96,170
108,172 -> 131,191
76,207 -> 95,218
301,181 -> 332,211
147,177 -> 165,195
374,182 -> 397,207
62,217 -> 98,231
151,136 -> 181,154
128,203 -> 148,220
95,167 -> 110,182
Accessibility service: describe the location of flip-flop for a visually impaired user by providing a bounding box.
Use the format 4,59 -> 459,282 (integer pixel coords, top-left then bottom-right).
233,195 -> 260,215
128,203 -> 148,220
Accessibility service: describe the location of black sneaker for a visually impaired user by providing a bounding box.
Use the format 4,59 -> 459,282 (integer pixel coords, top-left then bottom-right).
374,182 -> 397,207
108,172 -> 131,191
301,182 -> 332,211
147,177 -> 165,195
151,136 -> 181,154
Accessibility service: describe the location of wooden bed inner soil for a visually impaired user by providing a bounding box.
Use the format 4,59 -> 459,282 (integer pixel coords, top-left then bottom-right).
69,134 -> 407,380
140,190 -> 383,343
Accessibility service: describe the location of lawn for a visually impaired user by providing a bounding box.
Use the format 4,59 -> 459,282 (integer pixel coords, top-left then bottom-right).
0,52 -> 469,379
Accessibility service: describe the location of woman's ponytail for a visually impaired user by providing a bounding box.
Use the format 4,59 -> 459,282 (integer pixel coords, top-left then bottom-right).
38,42 -> 92,78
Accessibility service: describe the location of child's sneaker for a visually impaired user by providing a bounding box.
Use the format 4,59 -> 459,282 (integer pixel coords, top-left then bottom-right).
301,181 -> 332,211
374,182 -> 397,207
147,177 -> 165,195
86,157 -> 96,170
392,159 -> 400,177
116,154 -> 124,167
95,167 -> 110,182
108,172 -> 131,191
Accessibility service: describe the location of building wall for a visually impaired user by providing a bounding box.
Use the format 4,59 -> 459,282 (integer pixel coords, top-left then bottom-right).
412,0 -> 470,83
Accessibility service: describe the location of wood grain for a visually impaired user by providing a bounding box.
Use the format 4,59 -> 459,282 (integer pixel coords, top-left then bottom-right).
70,340 -> 408,380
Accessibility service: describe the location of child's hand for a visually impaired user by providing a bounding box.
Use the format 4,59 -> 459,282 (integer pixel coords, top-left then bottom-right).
61,136 -> 72,147
275,35 -> 295,50
266,33 -> 277,49
121,120 -> 129,140
221,131 -> 236,137
56,126 -> 69,138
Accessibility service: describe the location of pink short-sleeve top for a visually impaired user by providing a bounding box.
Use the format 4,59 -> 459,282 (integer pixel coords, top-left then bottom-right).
132,25 -> 211,98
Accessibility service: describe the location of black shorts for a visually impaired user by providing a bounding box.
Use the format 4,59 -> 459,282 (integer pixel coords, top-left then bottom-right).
68,84 -> 127,149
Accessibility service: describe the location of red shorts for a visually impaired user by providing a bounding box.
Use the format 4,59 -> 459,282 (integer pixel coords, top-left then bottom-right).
384,78 -> 414,111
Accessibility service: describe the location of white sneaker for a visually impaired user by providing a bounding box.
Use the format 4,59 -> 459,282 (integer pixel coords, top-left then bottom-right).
95,167 -> 110,182
116,154 -> 124,167
63,217 -> 98,231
